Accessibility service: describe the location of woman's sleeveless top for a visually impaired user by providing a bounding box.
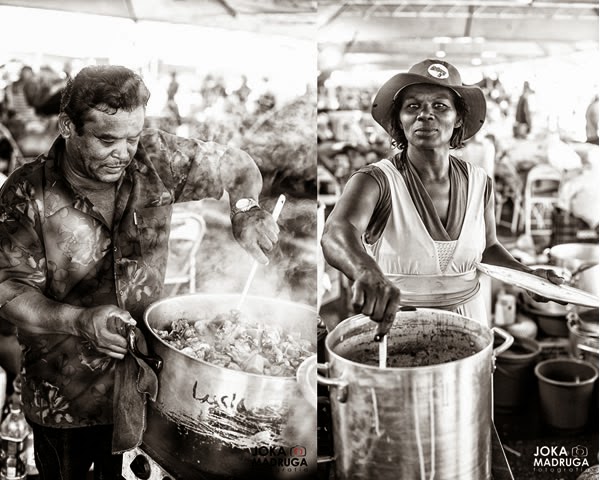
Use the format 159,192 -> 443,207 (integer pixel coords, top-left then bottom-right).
364,157 -> 488,310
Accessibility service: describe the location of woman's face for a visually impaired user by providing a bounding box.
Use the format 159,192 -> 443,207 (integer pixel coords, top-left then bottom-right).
398,84 -> 462,150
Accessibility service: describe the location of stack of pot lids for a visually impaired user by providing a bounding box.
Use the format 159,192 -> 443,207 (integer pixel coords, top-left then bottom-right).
571,309 -> 599,337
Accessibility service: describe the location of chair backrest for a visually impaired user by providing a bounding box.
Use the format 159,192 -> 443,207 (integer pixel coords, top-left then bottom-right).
165,211 -> 207,293
525,164 -> 561,196
169,211 -> 206,245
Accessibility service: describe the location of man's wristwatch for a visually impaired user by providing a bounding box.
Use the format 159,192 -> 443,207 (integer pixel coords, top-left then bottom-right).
231,198 -> 260,218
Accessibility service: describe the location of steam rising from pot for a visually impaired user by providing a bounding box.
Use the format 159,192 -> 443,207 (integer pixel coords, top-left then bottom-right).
168,196 -> 316,307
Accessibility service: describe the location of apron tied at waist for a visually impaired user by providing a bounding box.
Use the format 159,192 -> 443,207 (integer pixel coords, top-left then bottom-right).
385,269 -> 480,310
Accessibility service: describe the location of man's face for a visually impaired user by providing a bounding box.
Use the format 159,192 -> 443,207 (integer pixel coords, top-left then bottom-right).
398,84 -> 462,149
61,106 -> 145,183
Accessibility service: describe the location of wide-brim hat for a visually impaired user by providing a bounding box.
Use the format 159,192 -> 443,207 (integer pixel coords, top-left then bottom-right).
371,59 -> 486,141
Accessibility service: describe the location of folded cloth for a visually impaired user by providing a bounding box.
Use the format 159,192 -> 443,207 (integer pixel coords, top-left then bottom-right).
112,328 -> 159,454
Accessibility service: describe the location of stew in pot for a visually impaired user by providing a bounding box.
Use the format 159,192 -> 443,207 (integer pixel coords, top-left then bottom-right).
154,309 -> 315,376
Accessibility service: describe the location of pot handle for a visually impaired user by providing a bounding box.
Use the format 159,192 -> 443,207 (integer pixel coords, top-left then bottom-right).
576,343 -> 600,355
492,327 -> 514,357
316,362 -> 348,403
571,262 -> 597,279
127,328 -> 164,373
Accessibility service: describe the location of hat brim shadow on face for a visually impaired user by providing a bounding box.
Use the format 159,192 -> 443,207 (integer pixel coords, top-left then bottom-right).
371,72 -> 487,141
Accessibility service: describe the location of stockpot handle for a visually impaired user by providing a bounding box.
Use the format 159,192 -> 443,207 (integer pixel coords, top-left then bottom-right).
571,261 -> 597,279
316,362 -> 348,403
492,327 -> 514,357
127,327 -> 164,373
576,343 -> 600,355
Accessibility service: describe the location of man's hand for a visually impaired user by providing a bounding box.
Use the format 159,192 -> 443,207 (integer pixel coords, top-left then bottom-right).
75,305 -> 136,359
351,269 -> 401,339
231,208 -> 279,264
529,267 -> 567,304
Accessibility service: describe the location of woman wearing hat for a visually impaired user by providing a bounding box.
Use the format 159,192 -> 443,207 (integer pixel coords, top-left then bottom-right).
321,59 -> 561,336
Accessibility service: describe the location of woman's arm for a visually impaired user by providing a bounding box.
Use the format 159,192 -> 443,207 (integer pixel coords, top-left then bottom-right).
481,186 -> 564,297
321,173 -> 400,328
481,185 -> 532,272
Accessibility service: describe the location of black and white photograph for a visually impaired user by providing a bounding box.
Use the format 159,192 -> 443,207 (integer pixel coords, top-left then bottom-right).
317,1 -> 599,479
0,1 -> 598,480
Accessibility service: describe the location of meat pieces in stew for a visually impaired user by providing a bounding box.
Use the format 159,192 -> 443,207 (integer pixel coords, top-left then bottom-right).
154,310 -> 314,377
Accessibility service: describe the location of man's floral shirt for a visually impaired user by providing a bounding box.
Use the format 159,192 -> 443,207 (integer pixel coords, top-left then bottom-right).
0,129 -> 229,427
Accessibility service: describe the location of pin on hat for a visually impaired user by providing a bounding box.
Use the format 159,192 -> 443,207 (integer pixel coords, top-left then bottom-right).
371,59 -> 487,140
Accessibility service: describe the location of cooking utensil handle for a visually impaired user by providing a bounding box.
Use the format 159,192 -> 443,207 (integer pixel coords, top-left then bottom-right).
237,194 -> 286,311
492,327 -> 514,356
128,329 -> 164,373
316,362 -> 348,402
571,261 -> 597,278
317,455 -> 335,464
576,343 -> 600,355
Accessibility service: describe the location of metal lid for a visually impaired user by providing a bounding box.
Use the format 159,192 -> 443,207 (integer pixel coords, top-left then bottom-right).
477,263 -> 599,308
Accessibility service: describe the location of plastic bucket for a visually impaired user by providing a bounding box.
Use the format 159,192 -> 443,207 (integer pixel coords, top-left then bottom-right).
493,336 -> 541,409
534,358 -> 598,430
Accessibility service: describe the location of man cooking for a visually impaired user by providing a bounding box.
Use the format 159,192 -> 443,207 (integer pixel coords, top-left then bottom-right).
0,65 -> 279,479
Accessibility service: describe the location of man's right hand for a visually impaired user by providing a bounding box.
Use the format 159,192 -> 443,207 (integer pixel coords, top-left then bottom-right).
351,270 -> 400,339
76,305 -> 136,359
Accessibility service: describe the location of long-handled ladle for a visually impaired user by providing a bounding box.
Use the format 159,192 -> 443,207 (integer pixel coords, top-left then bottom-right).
236,194 -> 286,311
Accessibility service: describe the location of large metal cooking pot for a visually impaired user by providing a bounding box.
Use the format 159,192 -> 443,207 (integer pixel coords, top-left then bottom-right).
142,294 -> 317,480
548,243 -> 598,273
316,308 -> 513,480
572,264 -> 600,298
567,312 -> 599,367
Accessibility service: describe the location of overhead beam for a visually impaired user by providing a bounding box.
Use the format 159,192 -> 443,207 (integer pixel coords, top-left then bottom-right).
338,1 -> 597,8
215,0 -> 237,17
124,0 -> 137,22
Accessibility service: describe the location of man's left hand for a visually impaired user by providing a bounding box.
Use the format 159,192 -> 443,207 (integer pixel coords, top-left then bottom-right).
529,267 -> 567,304
231,208 -> 280,264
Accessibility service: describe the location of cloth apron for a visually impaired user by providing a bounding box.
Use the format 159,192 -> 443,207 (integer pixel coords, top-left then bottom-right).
365,158 -> 489,326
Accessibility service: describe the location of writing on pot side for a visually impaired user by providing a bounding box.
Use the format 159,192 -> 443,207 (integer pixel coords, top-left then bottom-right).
532,445 -> 590,474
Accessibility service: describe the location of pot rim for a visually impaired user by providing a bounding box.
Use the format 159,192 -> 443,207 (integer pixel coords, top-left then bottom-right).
324,309 -> 495,372
144,293 -> 317,380
567,317 -> 600,340
496,336 -> 541,361
534,358 -> 599,387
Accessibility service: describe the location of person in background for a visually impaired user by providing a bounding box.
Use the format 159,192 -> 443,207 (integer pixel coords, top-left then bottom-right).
321,59 -> 562,336
3,65 -> 37,139
0,65 -> 279,479
514,81 -> 534,138
459,129 -> 496,178
166,71 -> 182,126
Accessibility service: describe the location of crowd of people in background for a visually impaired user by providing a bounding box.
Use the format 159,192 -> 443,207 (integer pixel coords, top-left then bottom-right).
1,59 -> 598,246
317,71 -> 599,248
0,60 -> 283,181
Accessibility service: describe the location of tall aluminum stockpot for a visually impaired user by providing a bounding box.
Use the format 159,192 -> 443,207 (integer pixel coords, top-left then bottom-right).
142,294 -> 317,480
316,308 -> 513,480
567,312 -> 599,367
547,243 -> 598,274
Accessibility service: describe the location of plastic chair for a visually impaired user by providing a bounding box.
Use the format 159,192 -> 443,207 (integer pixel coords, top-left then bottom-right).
164,211 -> 206,294
495,190 -> 523,234
523,164 -> 562,237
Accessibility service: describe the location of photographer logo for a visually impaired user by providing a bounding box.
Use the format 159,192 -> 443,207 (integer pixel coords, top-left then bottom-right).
251,444 -> 309,473
533,444 -> 590,474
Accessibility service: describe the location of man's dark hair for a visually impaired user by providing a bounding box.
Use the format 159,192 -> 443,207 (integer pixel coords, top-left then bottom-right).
60,65 -> 150,135
389,89 -> 469,150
